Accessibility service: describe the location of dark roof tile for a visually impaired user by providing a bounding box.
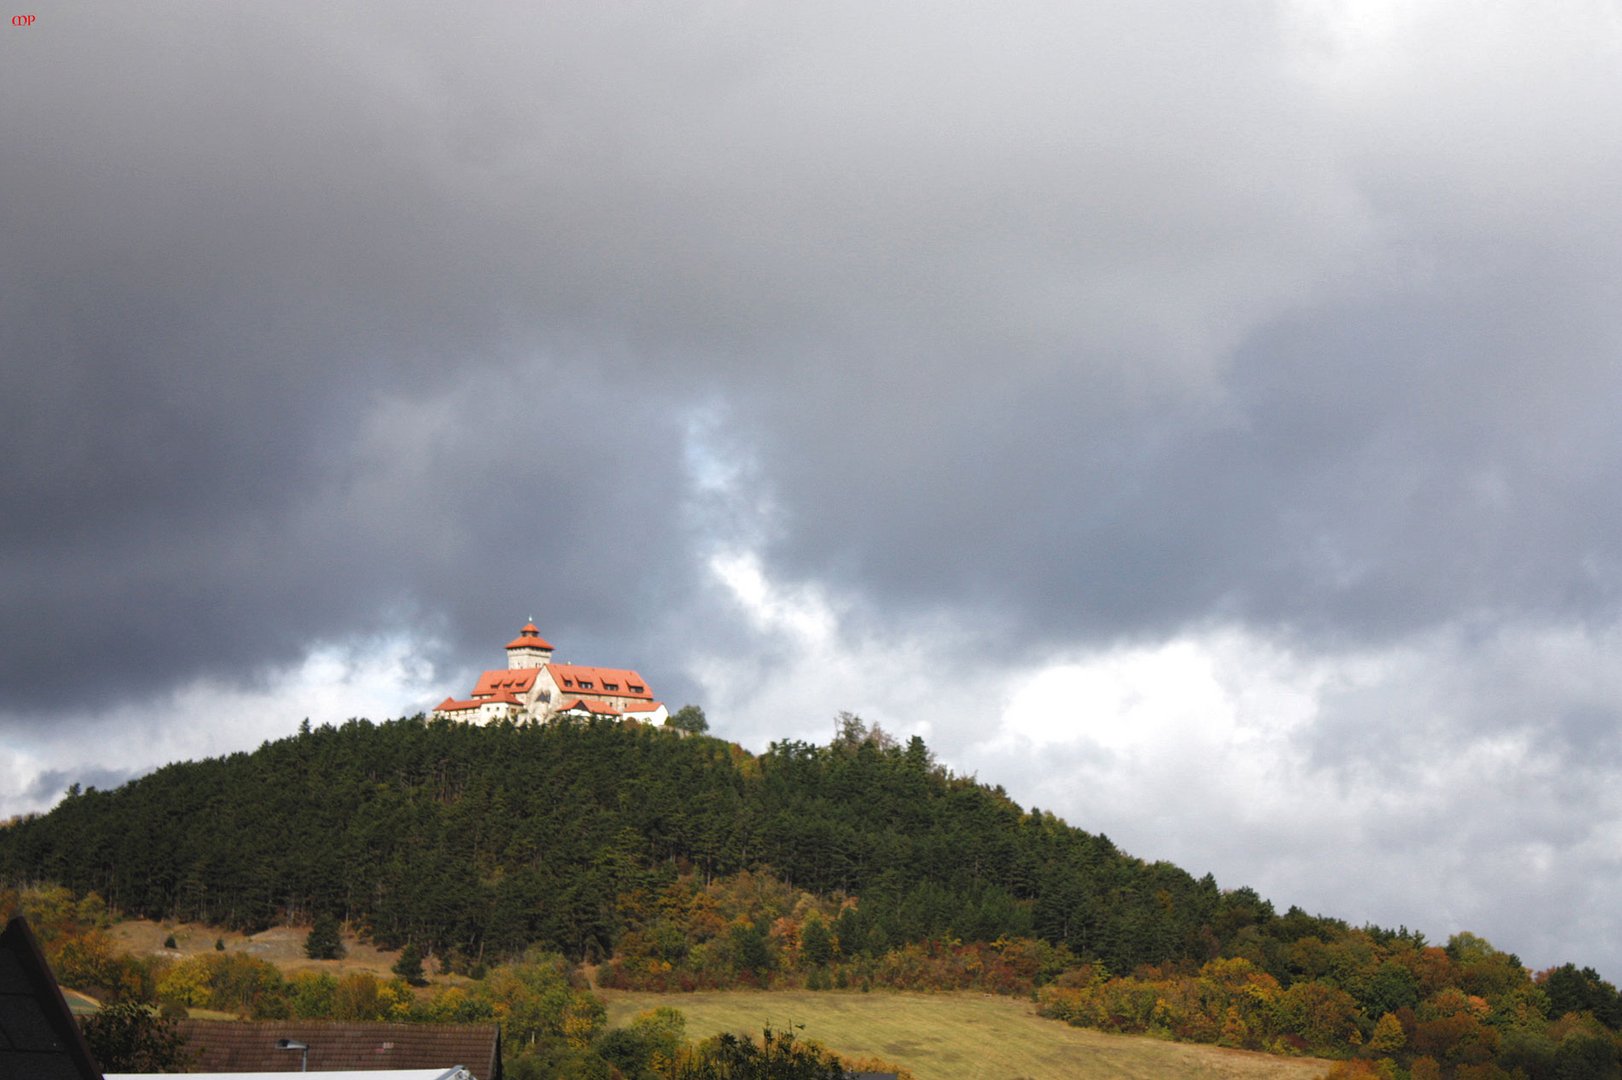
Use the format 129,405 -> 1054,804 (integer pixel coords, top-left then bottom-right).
0,919 -> 102,1080
176,1019 -> 501,1079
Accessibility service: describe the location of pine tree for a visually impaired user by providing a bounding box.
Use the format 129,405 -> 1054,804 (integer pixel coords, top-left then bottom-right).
305,914 -> 346,960
393,942 -> 426,985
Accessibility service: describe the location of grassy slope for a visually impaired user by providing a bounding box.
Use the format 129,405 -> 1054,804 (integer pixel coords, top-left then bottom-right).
601,989 -> 1333,1080
107,919 -> 450,985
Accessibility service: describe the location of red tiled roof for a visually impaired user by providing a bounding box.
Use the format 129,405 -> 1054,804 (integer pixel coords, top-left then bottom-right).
175,1019 -> 501,1078
504,623 -> 555,651
623,701 -> 665,713
559,697 -> 622,716
548,663 -> 653,700
436,693 -> 520,712
472,669 -> 540,696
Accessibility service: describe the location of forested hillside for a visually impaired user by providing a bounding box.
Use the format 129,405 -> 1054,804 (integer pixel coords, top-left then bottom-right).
0,714 -> 1208,971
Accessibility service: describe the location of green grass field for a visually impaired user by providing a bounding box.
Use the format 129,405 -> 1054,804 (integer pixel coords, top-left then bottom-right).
600,989 -> 1333,1080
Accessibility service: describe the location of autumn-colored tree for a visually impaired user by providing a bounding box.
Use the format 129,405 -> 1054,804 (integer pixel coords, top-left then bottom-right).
839,1054 -> 916,1079
594,1006 -> 686,1077
1270,980 -> 1363,1056
1368,1011 -> 1406,1055
1447,932 -> 1528,1002
1411,1008 -> 1499,1067
80,1001 -> 192,1073
476,947 -> 601,1060
770,915 -> 802,970
8,885 -> 108,945
682,1026 -> 847,1080
331,972 -> 411,1021
1404,947 -> 1460,999
286,971 -> 338,1018
1321,1061 -> 1387,1079
157,955 -> 214,1009
50,929 -> 124,995
1453,1064 -> 1516,1080
1408,1056 -> 1443,1080
202,952 -> 288,1016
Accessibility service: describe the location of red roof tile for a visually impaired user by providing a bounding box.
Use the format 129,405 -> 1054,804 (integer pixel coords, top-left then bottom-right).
504,623 -> 554,651
547,664 -> 653,700
435,693 -> 520,712
559,697 -> 622,716
472,669 -> 540,696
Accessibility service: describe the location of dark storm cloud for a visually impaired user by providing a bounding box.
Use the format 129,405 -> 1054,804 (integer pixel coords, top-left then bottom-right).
748,283 -> 1622,654
5,0 -> 1622,724
0,4 -> 727,711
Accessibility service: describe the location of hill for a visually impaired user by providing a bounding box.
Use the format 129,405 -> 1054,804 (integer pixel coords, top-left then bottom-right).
0,715 -> 1219,972
6,715 -> 1622,1077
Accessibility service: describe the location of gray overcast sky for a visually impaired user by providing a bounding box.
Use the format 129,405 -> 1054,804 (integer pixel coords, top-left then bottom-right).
6,0 -> 1622,979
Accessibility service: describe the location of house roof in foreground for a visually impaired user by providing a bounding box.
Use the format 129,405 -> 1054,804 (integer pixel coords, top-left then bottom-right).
172,1020 -> 501,1080
0,916 -> 104,1080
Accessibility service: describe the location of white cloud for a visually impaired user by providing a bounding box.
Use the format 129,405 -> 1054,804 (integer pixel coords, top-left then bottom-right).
688,551 -> 1622,977
0,634 -> 440,821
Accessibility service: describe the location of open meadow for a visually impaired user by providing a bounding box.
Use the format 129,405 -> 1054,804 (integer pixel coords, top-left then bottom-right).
600,988 -> 1334,1080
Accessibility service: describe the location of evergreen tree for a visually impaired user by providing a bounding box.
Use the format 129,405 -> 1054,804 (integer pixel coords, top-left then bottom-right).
393,942 -> 426,985
800,915 -> 832,969
305,914 -> 346,960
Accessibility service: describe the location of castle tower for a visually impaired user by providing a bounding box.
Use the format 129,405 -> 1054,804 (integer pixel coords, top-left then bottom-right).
504,621 -> 555,670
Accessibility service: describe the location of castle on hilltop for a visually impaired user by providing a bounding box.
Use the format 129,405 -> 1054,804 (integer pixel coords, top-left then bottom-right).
432,622 -> 669,726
